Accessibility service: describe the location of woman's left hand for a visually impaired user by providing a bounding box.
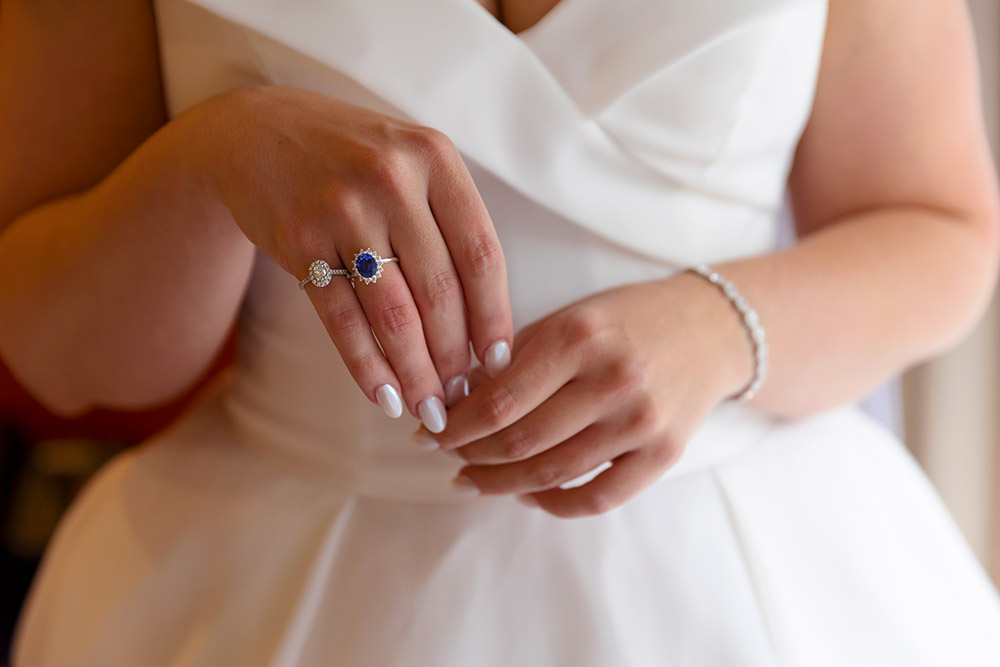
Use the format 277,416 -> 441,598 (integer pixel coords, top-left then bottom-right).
411,271 -> 754,518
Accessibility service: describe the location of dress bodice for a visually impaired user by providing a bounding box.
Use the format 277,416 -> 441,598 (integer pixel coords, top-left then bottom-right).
152,0 -> 828,501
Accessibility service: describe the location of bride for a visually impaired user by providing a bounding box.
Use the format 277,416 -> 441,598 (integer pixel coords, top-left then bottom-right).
4,0 -> 1000,664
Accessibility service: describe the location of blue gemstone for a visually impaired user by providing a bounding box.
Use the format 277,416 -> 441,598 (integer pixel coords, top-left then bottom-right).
356,253 -> 378,278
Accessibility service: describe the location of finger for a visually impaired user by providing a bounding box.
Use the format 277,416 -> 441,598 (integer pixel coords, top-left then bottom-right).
429,320 -> 581,450
467,364 -> 491,392
423,130 -> 513,375
457,420 -> 633,496
388,200 -> 472,406
338,238 -> 446,431
302,259 -> 404,418
465,316 -> 543,393
453,380 -> 599,464
520,446 -> 676,519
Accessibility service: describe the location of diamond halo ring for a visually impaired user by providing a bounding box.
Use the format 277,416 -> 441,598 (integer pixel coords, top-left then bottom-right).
297,259 -> 350,290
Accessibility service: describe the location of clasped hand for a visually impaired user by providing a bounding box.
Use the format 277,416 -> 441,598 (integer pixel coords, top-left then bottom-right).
413,274 -> 749,518
187,85 -> 749,514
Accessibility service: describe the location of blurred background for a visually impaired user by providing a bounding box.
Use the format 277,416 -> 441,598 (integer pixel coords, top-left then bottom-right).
2,0 -> 1000,662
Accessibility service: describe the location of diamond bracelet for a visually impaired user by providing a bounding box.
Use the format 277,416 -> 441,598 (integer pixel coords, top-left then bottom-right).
686,263 -> 768,403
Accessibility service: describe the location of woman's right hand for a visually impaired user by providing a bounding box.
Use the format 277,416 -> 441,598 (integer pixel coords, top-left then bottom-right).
181,84 -> 513,432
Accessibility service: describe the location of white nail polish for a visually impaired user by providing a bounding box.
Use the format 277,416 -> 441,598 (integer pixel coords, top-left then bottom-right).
375,384 -> 403,418
444,374 -> 469,407
451,474 -> 480,497
417,396 -> 447,433
484,340 -> 511,378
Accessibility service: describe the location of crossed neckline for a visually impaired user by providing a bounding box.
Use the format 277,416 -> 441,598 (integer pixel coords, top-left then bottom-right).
465,0 -> 571,40
453,0 -> 588,115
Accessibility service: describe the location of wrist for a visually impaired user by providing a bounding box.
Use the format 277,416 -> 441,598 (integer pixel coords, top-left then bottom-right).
165,98 -> 232,214
669,268 -> 760,403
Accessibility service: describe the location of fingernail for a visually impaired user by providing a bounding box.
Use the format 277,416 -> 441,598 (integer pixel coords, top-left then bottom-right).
484,340 -> 511,378
375,384 -> 403,419
410,429 -> 439,450
417,396 -> 447,433
515,494 -> 539,508
450,474 -> 480,497
444,373 -> 469,407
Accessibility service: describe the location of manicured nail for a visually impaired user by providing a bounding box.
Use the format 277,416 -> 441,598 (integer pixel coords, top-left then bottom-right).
411,429 -> 439,450
450,474 -> 480,497
417,396 -> 447,433
516,494 -> 539,508
484,340 -> 511,378
375,383 -> 403,418
444,373 -> 469,407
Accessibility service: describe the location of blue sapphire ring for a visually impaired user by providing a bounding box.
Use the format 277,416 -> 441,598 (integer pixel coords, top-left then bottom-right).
349,247 -> 399,286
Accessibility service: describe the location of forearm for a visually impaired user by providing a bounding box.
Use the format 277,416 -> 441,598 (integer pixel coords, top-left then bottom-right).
0,116 -> 255,416
681,205 -> 999,420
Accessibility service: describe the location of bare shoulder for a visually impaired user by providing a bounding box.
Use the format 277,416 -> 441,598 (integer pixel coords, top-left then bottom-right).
788,0 -> 999,236
0,0 -> 165,227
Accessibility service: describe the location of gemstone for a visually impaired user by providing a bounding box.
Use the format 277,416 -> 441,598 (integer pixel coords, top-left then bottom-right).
309,259 -> 334,287
355,253 -> 379,278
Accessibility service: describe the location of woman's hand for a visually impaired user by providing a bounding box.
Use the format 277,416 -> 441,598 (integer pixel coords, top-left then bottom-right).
179,85 -> 513,431
411,271 -> 754,518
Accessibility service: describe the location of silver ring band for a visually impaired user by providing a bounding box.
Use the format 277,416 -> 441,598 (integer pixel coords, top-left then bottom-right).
298,249 -> 400,290
298,259 -> 350,290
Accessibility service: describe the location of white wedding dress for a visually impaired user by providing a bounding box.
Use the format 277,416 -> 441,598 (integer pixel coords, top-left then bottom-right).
12,0 -> 1000,665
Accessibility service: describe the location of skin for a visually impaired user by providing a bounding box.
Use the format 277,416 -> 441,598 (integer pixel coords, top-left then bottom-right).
478,0 -> 563,35
418,0 -> 1000,517
0,2 -> 514,428
1,1 -> 998,519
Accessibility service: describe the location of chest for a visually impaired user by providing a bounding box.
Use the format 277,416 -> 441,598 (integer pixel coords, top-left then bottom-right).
472,0 -> 563,34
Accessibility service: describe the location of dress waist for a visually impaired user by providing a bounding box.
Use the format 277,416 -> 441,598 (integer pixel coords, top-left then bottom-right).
168,370 -> 777,504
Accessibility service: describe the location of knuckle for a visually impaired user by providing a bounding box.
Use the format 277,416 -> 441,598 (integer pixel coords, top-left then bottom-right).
482,386 -> 517,427
606,355 -> 646,394
475,305 -> 507,334
582,491 -> 615,516
394,365 -> 425,391
411,125 -> 457,161
558,311 -> 602,353
276,221 -> 327,274
650,439 -> 682,469
349,352 -> 381,381
624,397 -> 661,438
529,465 -> 562,489
327,304 -> 369,343
463,233 -> 504,279
367,146 -> 412,197
325,186 -> 368,223
500,426 -> 534,460
437,346 -> 471,377
424,269 -> 463,308
374,300 -> 418,337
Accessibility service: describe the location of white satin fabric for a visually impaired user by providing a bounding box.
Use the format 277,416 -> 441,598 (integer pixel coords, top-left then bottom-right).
12,1 -> 1000,665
